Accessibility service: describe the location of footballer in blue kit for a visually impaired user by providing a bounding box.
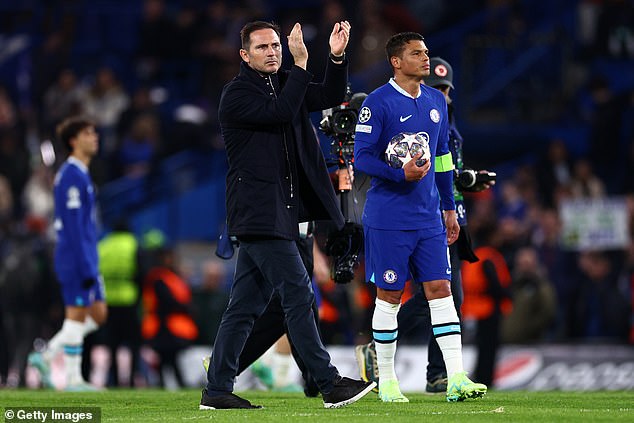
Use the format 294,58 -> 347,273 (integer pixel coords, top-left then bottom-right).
355,79 -> 455,288
354,32 -> 487,403
28,117 -> 106,392
54,156 -> 103,306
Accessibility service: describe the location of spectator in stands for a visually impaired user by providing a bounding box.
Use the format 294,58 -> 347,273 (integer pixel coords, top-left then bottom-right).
536,139 -> 573,208
570,250 -> 630,340
531,208 -> 575,340
116,87 -> 159,141
570,158 -> 606,199
136,0 -> 173,82
502,246 -> 557,343
80,67 -> 130,155
117,114 -> 159,180
42,69 -> 85,134
596,0 -> 634,59
22,163 -> 54,223
0,131 -> 30,217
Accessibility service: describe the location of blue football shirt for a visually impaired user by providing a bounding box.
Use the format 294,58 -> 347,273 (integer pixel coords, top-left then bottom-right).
53,156 -> 99,283
354,79 -> 454,230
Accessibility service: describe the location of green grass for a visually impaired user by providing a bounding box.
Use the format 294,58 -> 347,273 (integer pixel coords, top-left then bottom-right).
1,389 -> 632,422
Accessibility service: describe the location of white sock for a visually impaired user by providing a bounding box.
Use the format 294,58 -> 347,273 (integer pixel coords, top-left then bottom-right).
429,296 -> 463,377
372,298 -> 400,383
272,352 -> 293,388
45,318 -> 81,360
60,319 -> 86,385
83,315 -> 99,337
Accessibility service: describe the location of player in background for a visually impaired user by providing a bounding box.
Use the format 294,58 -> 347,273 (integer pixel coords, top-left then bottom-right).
29,117 -> 107,391
355,57 -> 496,394
353,33 -> 487,402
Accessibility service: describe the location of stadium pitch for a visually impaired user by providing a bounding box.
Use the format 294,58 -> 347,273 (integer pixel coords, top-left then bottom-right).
1,389 -> 632,422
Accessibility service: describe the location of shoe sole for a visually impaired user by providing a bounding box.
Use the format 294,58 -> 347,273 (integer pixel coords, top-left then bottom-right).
379,384 -> 409,402
379,396 -> 409,403
446,389 -> 487,402
199,405 -> 263,410
353,346 -> 379,393
323,381 -> 377,409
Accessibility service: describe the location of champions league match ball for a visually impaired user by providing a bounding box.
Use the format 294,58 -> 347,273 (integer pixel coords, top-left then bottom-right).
385,132 -> 431,169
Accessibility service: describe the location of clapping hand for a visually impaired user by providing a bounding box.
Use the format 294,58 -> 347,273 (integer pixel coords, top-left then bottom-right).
329,21 -> 351,57
288,23 -> 308,69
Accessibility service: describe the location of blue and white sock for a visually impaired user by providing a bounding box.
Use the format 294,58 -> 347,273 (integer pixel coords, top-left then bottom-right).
429,295 -> 463,377
372,298 -> 400,382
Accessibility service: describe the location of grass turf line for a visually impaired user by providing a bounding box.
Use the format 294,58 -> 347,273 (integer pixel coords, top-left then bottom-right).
1,389 -> 632,422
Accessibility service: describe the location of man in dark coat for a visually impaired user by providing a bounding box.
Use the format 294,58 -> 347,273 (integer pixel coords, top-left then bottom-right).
200,20 -> 375,410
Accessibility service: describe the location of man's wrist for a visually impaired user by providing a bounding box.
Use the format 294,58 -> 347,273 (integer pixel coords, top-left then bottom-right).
329,51 -> 345,63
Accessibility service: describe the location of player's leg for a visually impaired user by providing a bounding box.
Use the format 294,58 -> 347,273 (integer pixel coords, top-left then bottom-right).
270,335 -> 303,392
61,305 -> 98,391
426,243 -> 463,393
413,231 -> 485,401
365,227 -> 412,403
80,284 -> 108,385
30,277 -> 102,390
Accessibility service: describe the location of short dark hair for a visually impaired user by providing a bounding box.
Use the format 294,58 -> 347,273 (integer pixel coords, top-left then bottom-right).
385,32 -> 425,62
56,116 -> 94,152
240,21 -> 281,50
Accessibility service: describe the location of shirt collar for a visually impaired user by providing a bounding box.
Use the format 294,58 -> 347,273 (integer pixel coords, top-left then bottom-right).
67,156 -> 88,174
389,78 -> 421,99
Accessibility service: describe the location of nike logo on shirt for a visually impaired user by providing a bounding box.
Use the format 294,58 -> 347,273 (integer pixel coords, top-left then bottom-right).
400,115 -> 412,122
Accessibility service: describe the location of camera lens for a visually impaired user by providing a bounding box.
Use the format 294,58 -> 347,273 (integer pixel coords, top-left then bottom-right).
458,169 -> 477,188
332,110 -> 357,134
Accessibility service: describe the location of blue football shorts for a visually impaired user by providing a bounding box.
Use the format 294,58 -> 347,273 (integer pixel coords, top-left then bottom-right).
56,272 -> 106,307
364,226 -> 451,291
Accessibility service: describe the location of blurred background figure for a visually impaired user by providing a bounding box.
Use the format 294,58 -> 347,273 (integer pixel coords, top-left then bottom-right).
97,220 -> 142,387
502,246 -> 557,344
461,225 -> 513,387
570,251 -> 630,340
141,246 -> 198,388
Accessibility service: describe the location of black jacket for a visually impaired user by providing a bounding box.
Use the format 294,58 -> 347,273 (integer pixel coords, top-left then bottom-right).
219,60 -> 347,240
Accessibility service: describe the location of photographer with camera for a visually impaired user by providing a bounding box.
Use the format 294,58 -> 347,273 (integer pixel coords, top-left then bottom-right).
355,57 -> 496,396
320,89 -> 367,284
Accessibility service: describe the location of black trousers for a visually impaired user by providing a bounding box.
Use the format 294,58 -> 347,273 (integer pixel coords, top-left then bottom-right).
206,238 -> 337,395
237,236 -> 319,394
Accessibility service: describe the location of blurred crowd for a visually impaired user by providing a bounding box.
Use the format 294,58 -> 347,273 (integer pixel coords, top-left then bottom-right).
0,0 -> 633,388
